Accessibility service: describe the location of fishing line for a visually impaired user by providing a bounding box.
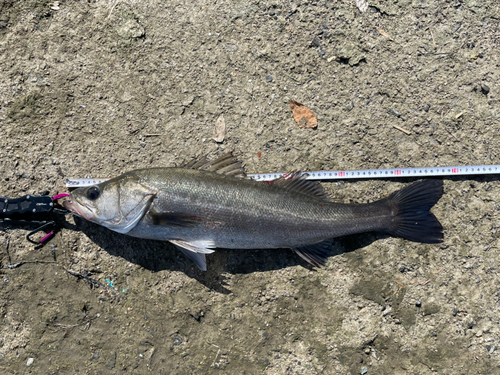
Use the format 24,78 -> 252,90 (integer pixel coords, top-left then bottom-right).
65,164 -> 500,187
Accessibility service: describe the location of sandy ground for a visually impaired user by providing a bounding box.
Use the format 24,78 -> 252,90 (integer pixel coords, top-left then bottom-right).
1,0 -> 500,373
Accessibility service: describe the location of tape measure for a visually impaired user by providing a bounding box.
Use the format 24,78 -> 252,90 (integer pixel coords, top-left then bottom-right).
64,164 -> 500,188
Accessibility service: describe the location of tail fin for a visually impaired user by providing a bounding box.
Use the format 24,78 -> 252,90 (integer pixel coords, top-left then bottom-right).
384,179 -> 443,243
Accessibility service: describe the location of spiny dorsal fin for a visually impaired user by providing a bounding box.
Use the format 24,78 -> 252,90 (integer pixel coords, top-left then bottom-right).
272,172 -> 331,202
182,152 -> 246,178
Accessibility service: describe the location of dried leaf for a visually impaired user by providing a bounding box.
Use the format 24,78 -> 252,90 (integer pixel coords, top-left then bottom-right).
356,0 -> 368,13
212,114 -> 226,143
290,101 -> 318,129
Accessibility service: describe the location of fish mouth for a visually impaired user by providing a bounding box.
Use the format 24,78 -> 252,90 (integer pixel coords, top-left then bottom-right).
63,198 -> 95,221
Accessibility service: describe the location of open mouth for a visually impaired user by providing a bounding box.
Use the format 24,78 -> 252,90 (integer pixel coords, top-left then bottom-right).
63,199 -> 95,221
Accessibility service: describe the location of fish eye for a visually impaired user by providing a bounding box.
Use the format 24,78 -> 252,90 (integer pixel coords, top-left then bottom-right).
86,186 -> 100,200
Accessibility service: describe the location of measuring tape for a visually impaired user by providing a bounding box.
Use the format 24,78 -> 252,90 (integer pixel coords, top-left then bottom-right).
65,164 -> 500,188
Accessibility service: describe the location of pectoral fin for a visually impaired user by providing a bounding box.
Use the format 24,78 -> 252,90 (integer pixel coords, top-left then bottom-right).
147,208 -> 202,227
170,239 -> 216,271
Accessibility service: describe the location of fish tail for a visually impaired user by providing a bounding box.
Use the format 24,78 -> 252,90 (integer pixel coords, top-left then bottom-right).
383,179 -> 443,243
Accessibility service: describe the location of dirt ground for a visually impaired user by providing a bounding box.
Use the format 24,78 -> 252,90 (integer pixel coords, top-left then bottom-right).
1,0 -> 500,373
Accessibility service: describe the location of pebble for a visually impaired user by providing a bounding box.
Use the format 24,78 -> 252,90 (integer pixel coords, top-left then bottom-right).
415,299 -> 422,308
27,358 -> 34,367
361,366 -> 368,374
387,108 -> 401,118
265,75 -> 273,83
481,83 -> 490,95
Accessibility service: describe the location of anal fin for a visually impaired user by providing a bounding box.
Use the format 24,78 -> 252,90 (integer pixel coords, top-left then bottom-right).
170,239 -> 216,271
292,239 -> 333,267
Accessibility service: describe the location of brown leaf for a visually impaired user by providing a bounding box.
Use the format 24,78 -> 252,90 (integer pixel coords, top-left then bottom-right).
290,101 -> 318,129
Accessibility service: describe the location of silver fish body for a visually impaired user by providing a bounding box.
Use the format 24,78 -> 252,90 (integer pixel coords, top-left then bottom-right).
64,153 -> 443,270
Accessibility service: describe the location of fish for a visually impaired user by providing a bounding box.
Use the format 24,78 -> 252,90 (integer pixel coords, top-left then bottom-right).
63,152 -> 444,271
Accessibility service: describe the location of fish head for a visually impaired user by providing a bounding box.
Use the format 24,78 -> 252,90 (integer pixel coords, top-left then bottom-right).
64,175 -> 157,234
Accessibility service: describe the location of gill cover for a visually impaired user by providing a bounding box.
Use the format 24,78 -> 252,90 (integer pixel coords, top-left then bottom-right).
67,175 -> 157,234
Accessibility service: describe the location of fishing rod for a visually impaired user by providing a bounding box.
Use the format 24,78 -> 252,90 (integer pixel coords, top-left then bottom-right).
65,164 -> 500,187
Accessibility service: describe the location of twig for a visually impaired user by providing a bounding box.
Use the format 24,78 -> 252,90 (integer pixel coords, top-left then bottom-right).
3,260 -> 56,269
3,262 -> 25,269
394,280 -> 406,288
375,26 -> 392,40
107,0 -> 120,19
208,341 -> 220,366
420,279 -> 432,286
5,237 -> 11,264
433,267 -> 444,275
393,124 -> 411,135
64,268 -> 103,290
430,29 -> 436,48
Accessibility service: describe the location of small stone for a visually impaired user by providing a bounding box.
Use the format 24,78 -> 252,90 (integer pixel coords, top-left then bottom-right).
312,37 -> 321,47
361,366 -> 368,374
265,75 -> 273,83
388,108 -> 401,118
106,352 -> 116,370
190,312 -> 200,321
452,307 -> 458,316
481,84 -> 490,95
27,358 -> 34,367
415,299 -> 422,308
423,104 -> 430,112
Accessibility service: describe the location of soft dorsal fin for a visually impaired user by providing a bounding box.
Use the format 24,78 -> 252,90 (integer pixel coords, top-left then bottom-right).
272,172 -> 331,202
182,152 -> 246,178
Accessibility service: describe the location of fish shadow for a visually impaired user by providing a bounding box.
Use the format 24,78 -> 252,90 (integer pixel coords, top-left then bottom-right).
71,217 -> 381,294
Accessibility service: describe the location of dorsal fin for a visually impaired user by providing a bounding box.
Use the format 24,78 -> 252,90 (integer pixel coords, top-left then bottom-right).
182,152 -> 246,178
272,172 -> 331,202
